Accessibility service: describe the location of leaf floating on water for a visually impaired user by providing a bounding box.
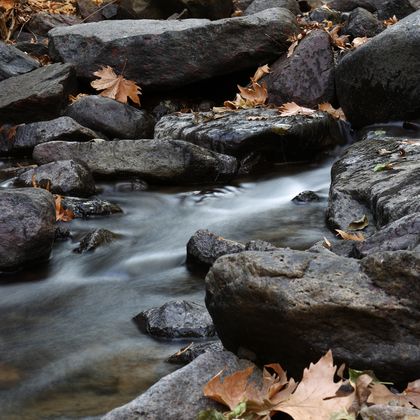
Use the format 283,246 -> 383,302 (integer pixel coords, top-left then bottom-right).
335,229 -> 365,241
278,102 -> 317,117
373,162 -> 394,172
348,215 -> 368,231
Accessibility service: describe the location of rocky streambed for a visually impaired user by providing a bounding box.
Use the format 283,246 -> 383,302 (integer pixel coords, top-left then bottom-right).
0,0 -> 419,419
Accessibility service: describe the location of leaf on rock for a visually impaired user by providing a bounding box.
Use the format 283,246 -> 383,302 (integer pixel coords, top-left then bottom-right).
373,162 -> 394,172
335,229 -> 365,241
351,37 -> 369,49
347,215 -> 368,231
54,195 -> 74,222
278,102 -> 316,117
323,236 -> 332,249
327,25 -> 349,49
91,65 -> 142,105
251,64 -> 270,83
287,33 -> 303,58
405,379 -> 420,409
224,81 -> 268,110
318,103 -> 346,120
384,15 -> 398,26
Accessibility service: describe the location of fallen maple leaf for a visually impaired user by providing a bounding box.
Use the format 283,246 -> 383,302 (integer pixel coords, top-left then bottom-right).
347,215 -> 368,231
54,195 -> 74,222
384,15 -> 398,26
91,65 -> 142,105
335,229 -> 365,241
351,37 -> 369,49
327,25 -> 349,49
318,103 -> 346,120
278,102 -> 316,117
287,33 -> 304,58
251,64 -> 270,83
0,0 -> 15,12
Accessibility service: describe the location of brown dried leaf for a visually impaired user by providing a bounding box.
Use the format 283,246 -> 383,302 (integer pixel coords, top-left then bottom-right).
0,0 -> 16,12
318,103 -> 346,120
384,15 -> 398,26
54,194 -> 75,222
351,36 -> 369,49
323,236 -> 332,249
238,82 -> 268,106
91,65 -> 142,105
348,214 -> 368,231
335,229 -> 365,241
69,93 -> 89,103
328,25 -> 349,49
251,64 -> 270,83
278,102 -> 316,117
406,379 -> 420,409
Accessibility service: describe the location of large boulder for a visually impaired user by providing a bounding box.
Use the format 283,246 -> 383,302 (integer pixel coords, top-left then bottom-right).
0,188 -> 56,271
48,9 -> 299,89
205,248 -> 420,383
0,63 -> 76,124
32,139 -> 238,184
335,11 -> 420,128
102,351 -> 256,420
244,0 -> 300,15
264,29 -> 335,108
371,0 -> 416,19
342,7 -> 385,38
0,41 -> 39,82
154,108 -> 344,159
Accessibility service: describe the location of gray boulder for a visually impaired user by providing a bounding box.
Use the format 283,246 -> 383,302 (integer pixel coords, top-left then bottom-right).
73,228 -> 117,253
0,188 -> 56,271
154,108 -> 344,159
102,351 -> 256,420
244,0 -> 300,15
33,139 -> 238,185
48,9 -> 299,89
335,11 -> 420,128
326,136 -> 420,232
64,95 -> 155,139
0,41 -> 39,82
371,0 -> 416,19
133,300 -> 216,338
14,160 -> 96,197
265,29 -> 335,108
205,248 -> 420,383
0,63 -> 76,124
342,7 -> 385,38
61,196 -> 122,218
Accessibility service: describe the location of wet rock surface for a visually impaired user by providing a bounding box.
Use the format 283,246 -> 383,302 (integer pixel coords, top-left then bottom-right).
168,340 -> 224,364
342,7 -> 385,38
0,41 -> 39,82
60,196 -> 122,218
33,139 -> 238,185
73,228 -> 117,253
27,12 -> 82,36
133,300 -> 216,338
0,188 -> 56,271
292,190 -> 320,203
48,9 -> 299,89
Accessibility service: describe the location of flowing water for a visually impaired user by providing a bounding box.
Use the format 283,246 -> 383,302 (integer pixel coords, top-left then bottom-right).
0,158 -> 337,419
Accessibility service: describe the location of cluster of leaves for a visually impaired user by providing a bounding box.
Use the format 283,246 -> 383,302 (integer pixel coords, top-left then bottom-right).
200,350 -> 420,420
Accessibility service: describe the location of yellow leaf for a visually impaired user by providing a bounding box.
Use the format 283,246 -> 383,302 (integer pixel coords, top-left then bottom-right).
335,229 -> 365,241
318,103 -> 346,120
91,66 -> 142,106
278,102 -> 316,117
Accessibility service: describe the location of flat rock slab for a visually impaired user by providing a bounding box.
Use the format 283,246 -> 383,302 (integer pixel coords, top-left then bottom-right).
48,8 -> 299,89
0,63 -> 76,124
205,248 -> 420,383
33,139 -> 238,185
103,351 -> 255,420
326,135 -> 420,232
155,108 -> 343,158
0,41 -> 39,82
0,188 -> 56,271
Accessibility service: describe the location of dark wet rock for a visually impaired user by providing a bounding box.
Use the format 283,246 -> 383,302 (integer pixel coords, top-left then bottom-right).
27,12 -> 82,37
133,300 -> 216,338
292,190 -> 320,204
309,6 -> 343,24
0,188 -> 55,271
0,63 -> 76,125
155,108 -> 344,160
33,139 -> 238,185
0,41 -> 39,82
265,29 -> 335,108
15,40 -> 49,57
65,95 -> 154,139
48,9 -> 299,90
73,228 -> 117,253
61,196 -> 122,218
244,0 -> 300,15
77,0 -> 118,22
411,0 -> 420,9
336,11 -> 420,128
236,0 -> 254,9
102,351 -> 255,420
353,213 -> 420,257
372,0 -> 416,19
342,7 -> 385,38
326,0 -> 376,12
206,248 -> 420,383
114,179 -> 148,192
360,404 -> 420,419
187,229 -> 246,267
55,225 -> 71,241
326,136 -> 420,233
14,160 -> 96,197
0,165 -> 37,181
245,239 -> 277,251
168,340 -> 224,364
178,0 -> 234,19
10,117 -> 99,154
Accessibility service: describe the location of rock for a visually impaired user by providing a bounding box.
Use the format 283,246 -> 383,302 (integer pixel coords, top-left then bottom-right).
60,196 -> 122,218
55,225 -> 71,241
114,179 -> 148,192
186,229 -> 245,267
326,136 -> 420,232
73,228 -> 117,253
154,108 -> 344,159
342,7 -> 385,38
10,117 -> 99,154
372,0 -> 416,19
64,95 -> 154,139
292,190 -> 320,203
27,12 -> 82,37
0,63 -> 76,124
264,29 -> 335,108
244,0 -> 300,15
360,404 -> 420,419
353,213 -> 420,257
102,351 -> 255,420
77,0 -> 118,22
309,6 -> 343,24
335,11 -> 420,128
411,0 -> 420,9
168,340 -> 224,364
245,239 -> 277,251
133,300 -> 216,338
0,41 -> 39,82
205,248 -> 420,383
0,188 -> 55,271
326,0 -> 376,12
15,40 -> 49,57
14,160 -> 96,197
0,164 -> 37,181
48,9 -> 299,89
33,139 -> 238,185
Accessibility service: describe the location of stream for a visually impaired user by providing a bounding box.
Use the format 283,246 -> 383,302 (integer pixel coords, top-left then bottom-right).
0,158 -> 336,419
